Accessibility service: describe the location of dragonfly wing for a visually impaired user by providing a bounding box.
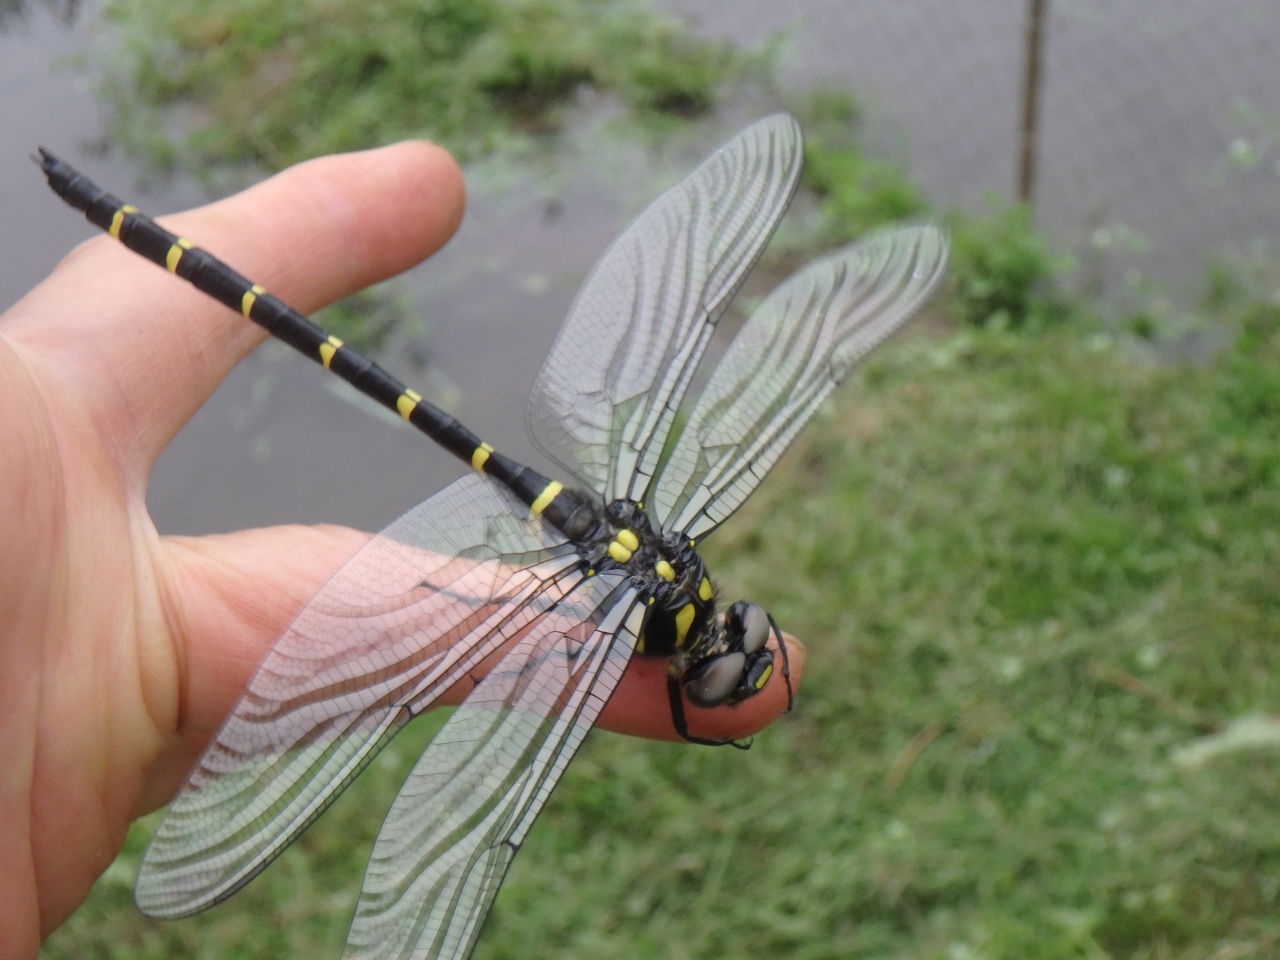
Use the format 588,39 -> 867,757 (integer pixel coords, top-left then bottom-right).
135,473 -> 583,918
652,225 -> 949,538
341,575 -> 640,960
527,114 -> 803,504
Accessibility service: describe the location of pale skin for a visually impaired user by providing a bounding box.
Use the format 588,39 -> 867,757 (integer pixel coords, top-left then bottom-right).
0,141 -> 804,957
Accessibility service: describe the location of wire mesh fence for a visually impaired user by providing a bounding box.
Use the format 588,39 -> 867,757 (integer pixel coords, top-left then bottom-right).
674,0 -> 1280,312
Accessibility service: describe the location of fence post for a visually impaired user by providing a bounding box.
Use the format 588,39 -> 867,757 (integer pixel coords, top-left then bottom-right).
1018,0 -> 1048,205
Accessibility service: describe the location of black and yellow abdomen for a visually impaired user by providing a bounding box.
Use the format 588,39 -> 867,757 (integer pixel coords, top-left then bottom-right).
36,147 -> 592,533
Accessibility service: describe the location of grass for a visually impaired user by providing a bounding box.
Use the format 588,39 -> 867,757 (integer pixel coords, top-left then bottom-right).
44,294 -> 1280,959
94,0 -> 772,177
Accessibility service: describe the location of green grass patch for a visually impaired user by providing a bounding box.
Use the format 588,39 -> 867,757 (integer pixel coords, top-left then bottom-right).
794,89 -> 928,244
947,201 -> 1076,329
45,296 -> 1280,960
95,0 -> 772,176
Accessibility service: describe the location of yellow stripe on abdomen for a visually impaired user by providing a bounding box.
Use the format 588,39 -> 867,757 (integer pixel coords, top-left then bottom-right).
318,335 -> 344,369
530,481 -> 563,516
165,237 -> 194,273
471,442 -> 494,472
241,284 -> 265,318
108,204 -> 138,239
396,389 -> 422,420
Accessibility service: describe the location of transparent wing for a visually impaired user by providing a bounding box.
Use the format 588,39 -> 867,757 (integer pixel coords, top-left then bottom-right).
652,224 -> 950,538
342,576 -> 640,960
527,113 -> 803,504
135,473 -> 583,919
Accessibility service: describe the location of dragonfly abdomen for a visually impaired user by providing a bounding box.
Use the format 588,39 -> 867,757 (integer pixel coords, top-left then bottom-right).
36,147 -> 598,535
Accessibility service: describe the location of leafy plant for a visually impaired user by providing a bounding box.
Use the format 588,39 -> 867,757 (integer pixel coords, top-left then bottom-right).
947,200 -> 1074,328
793,88 -> 926,245
97,0 -> 773,176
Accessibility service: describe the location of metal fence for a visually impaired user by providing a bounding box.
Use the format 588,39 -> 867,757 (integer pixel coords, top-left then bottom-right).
675,0 -> 1280,312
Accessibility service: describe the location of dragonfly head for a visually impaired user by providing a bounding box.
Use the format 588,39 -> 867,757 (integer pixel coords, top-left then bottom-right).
682,601 -> 778,707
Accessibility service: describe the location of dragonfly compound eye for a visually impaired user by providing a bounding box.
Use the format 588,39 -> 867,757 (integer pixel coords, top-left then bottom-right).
684,651 -> 747,707
730,601 -> 772,655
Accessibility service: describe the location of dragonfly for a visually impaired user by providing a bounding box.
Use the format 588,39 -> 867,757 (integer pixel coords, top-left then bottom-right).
39,114 -> 948,960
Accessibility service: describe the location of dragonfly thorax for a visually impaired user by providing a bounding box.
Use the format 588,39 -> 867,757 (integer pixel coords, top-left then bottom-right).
590,500 -> 700,597
585,499 -> 779,710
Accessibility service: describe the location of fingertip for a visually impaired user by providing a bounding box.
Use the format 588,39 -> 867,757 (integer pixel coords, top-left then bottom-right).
680,631 -> 804,743
600,631 -> 805,744
222,139 -> 466,312
316,140 -> 466,291
394,139 -> 467,245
